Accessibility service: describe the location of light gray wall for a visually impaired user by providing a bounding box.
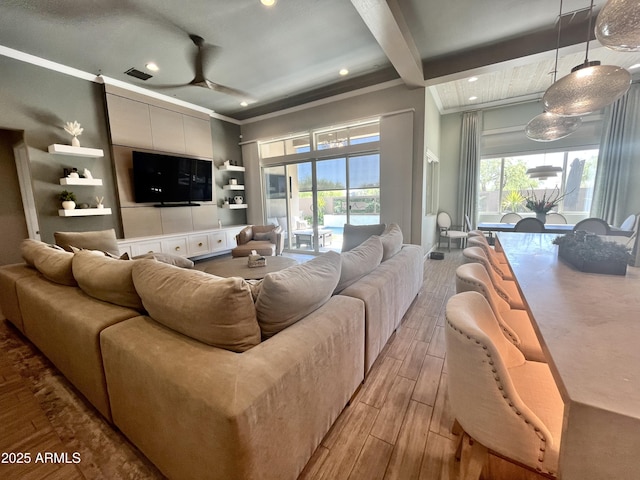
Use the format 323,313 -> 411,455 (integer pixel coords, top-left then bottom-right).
240,83 -> 428,249
0,55 -> 119,244
422,89 -> 441,250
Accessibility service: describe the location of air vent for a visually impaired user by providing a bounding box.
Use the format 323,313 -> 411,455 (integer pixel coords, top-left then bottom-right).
124,68 -> 152,81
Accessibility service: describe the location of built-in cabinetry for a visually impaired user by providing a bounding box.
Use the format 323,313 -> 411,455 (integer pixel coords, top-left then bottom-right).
117,225 -> 244,259
48,144 -> 111,217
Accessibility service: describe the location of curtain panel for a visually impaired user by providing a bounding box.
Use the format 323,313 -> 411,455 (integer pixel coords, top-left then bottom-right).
458,111 -> 482,229
591,83 -> 640,225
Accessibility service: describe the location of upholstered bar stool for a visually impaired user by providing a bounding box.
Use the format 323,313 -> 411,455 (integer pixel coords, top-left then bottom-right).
455,263 -> 545,362
467,236 -> 510,273
462,246 -> 525,310
445,291 -> 563,480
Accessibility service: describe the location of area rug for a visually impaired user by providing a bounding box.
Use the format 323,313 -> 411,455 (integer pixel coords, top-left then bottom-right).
0,320 -> 165,479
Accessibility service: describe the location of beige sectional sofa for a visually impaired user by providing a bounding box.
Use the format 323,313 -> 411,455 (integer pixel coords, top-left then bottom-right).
0,224 -> 424,480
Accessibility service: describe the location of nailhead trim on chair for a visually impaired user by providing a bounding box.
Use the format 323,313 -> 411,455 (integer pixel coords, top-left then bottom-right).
445,317 -> 554,474
462,250 -> 513,305
455,275 -> 520,346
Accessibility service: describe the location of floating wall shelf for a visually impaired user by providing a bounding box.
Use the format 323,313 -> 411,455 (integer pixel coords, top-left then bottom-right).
48,144 -> 104,157
222,204 -> 248,209
223,184 -> 245,190
58,208 -> 112,217
218,165 -> 245,172
59,178 -> 103,186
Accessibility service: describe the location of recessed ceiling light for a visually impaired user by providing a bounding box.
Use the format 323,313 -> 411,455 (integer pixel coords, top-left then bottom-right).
339,68 -> 349,76
145,62 -> 159,72
261,0 -> 276,6
469,96 -> 478,101
240,101 -> 249,107
468,76 -> 478,82
630,63 -> 640,70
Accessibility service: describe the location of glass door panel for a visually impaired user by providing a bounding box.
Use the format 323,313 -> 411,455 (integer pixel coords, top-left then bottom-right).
316,158 -> 346,252
263,165 -> 289,246
288,162 -> 314,252
348,154 -> 380,226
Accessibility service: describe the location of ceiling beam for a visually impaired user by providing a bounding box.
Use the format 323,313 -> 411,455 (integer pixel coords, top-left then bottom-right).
350,0 -> 424,88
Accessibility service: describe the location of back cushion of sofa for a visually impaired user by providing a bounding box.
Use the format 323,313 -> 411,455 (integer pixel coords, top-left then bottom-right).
72,250 -> 144,311
132,260 -> 260,352
335,235 -> 383,294
380,223 -> 404,261
256,251 -> 341,339
54,229 -> 120,257
32,246 -> 77,286
341,223 -> 386,252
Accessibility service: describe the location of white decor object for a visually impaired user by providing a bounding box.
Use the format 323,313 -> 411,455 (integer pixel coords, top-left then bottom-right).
68,170 -> 79,178
64,121 -> 84,147
83,168 -> 93,179
61,200 -> 76,210
96,196 -> 104,209
234,195 -> 244,204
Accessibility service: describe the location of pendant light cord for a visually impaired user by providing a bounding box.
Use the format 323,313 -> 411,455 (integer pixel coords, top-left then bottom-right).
585,0 -> 595,63
553,0 -> 563,83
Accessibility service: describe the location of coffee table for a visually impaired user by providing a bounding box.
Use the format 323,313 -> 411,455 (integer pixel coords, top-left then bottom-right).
204,256 -> 297,280
293,228 -> 333,248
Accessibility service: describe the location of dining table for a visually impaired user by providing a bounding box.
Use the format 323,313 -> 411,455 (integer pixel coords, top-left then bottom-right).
495,232 -> 640,479
477,221 -> 633,236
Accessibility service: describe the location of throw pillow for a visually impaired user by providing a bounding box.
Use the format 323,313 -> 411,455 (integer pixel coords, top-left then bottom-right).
380,223 -> 404,261
21,239 -> 63,267
334,235 -> 383,293
132,252 -> 194,268
341,223 -> 386,252
256,251 -> 341,339
72,250 -> 144,311
54,229 -> 120,257
132,260 -> 260,352
32,246 -> 77,286
253,232 -> 272,241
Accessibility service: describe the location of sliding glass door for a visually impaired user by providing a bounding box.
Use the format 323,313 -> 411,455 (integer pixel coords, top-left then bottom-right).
264,153 -> 380,253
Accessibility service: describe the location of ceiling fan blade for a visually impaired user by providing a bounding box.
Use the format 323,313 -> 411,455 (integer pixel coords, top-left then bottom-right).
204,81 -> 256,103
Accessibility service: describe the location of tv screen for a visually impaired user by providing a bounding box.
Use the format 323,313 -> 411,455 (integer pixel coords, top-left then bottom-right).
132,151 -> 212,205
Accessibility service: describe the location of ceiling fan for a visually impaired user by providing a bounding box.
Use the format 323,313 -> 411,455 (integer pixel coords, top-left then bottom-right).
187,34 -> 255,103
152,34 -> 255,104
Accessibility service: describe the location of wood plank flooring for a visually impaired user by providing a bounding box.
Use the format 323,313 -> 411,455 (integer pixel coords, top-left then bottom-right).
1,249 -> 549,479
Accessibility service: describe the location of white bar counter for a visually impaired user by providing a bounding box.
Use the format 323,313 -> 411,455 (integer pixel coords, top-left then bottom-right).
497,232 -> 640,479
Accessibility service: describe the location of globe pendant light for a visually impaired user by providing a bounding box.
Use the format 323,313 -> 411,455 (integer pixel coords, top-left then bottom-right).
542,0 -> 631,116
525,111 -> 582,141
526,0 -> 583,141
595,0 -> 640,52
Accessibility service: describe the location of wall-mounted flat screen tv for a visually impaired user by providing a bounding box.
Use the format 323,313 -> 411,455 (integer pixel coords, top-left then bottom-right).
132,151 -> 213,205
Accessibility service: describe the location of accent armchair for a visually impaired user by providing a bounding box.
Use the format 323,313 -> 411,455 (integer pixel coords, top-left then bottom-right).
231,225 -> 284,257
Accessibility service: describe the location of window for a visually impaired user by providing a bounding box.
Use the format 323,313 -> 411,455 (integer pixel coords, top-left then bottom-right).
478,149 -> 598,217
259,133 -> 311,159
314,121 -> 380,150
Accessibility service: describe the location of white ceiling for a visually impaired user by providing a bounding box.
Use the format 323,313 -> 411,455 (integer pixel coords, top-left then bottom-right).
1,0 -> 639,121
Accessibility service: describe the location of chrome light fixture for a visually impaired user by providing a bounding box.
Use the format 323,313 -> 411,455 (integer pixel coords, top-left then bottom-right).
526,165 -> 563,179
595,0 -> 640,51
543,0 -> 631,116
526,0 -> 583,141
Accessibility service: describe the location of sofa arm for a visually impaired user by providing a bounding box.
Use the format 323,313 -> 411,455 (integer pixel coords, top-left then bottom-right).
100,295 -> 365,480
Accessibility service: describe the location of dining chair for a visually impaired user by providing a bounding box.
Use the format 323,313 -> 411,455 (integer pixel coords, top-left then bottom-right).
514,217 -> 545,232
500,212 -> 522,223
455,263 -> 545,362
545,212 -> 567,224
437,212 -> 468,251
445,291 -> 563,479
619,214 -> 637,232
462,246 -> 525,310
573,217 -> 609,235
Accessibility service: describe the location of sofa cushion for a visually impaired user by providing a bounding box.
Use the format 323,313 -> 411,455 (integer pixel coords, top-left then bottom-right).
21,238 -> 65,266
132,252 -> 194,268
32,246 -> 77,286
132,260 -> 260,352
380,223 -> 404,261
341,223 -> 386,252
54,229 -> 120,257
335,235 -> 383,294
72,250 -> 144,311
256,251 -> 341,338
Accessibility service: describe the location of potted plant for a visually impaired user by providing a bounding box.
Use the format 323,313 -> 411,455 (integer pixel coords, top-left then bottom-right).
59,190 -> 77,210
553,232 -> 632,275
524,186 -> 571,223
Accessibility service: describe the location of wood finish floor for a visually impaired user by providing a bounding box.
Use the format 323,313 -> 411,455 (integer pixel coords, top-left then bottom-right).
1,249 -> 548,479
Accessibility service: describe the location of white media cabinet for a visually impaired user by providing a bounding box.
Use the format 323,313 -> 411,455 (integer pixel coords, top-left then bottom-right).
117,225 -> 245,260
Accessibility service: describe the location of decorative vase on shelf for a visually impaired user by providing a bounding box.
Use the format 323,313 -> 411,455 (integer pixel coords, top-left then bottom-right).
536,212 -> 547,224
62,200 -> 76,210
71,136 -> 80,147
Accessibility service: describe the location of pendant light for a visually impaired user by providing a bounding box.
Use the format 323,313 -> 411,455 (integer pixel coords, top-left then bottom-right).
543,0 -> 631,116
595,0 -> 640,52
526,0 -> 583,141
526,165 -> 563,179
